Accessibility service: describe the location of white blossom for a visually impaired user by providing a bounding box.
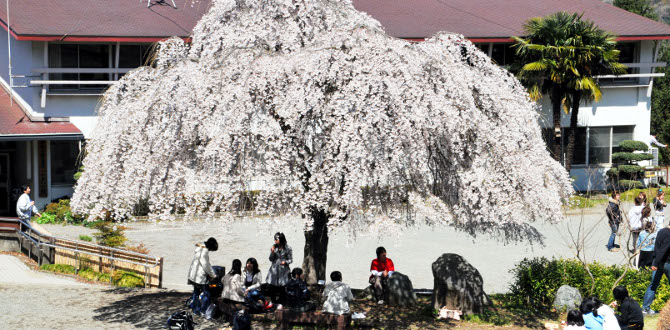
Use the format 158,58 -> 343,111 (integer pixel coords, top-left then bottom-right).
71,0 -> 572,243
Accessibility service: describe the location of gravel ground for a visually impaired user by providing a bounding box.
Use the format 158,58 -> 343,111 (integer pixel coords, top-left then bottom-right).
42,203 -> 640,294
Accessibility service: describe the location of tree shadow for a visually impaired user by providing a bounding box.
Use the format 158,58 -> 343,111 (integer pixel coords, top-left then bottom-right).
92,288 -> 224,329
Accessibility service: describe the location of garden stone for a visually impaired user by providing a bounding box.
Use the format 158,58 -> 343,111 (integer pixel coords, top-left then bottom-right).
431,253 -> 491,315
386,272 -> 417,307
553,285 -> 582,312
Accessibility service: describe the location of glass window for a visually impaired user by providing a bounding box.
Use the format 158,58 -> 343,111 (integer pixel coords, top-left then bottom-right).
490,43 -> 516,66
49,44 -> 110,91
50,141 -> 81,185
612,126 -> 635,154
118,44 -> 152,68
562,128 -> 587,165
589,127 -> 611,164
475,43 -> 489,55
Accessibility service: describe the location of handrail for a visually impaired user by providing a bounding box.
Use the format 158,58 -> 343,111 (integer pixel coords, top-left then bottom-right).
596,73 -> 665,79
4,218 -> 160,269
32,68 -> 133,74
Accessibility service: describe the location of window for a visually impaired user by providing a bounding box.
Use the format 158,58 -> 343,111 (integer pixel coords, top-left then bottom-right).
475,43 -> 490,55
551,126 -> 635,165
49,44 -> 112,91
490,44 -> 516,66
50,141 -> 81,185
48,43 -> 153,91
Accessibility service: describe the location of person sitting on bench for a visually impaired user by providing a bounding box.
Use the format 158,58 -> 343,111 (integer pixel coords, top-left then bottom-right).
285,267 -> 315,312
369,246 -> 395,304
322,271 -> 354,315
221,259 -> 246,310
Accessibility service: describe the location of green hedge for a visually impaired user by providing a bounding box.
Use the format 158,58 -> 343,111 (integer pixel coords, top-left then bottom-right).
112,270 -> 145,287
509,258 -> 670,311
612,152 -> 653,162
40,264 -> 76,274
618,180 -> 644,189
618,140 -> 649,152
617,165 -> 644,174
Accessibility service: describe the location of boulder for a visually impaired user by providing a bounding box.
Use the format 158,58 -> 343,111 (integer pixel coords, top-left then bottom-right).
386,272 -> 417,307
431,253 -> 491,315
553,285 -> 582,312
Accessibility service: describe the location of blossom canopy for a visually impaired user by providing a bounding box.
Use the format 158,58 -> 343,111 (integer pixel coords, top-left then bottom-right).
71,0 -> 572,242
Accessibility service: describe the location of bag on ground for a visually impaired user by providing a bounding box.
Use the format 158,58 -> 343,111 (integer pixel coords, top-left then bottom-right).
166,310 -> 196,330
232,310 -> 251,330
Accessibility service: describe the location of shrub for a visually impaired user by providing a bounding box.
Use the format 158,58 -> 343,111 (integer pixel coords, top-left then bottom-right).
618,140 -> 649,152
618,180 -> 644,190
509,258 -> 670,311
93,222 -> 128,247
79,268 -> 111,282
78,234 -> 93,242
40,264 -> 76,274
612,152 -> 653,162
126,243 -> 151,254
43,199 -> 84,224
617,165 -> 643,175
34,212 -> 57,224
112,270 -> 145,288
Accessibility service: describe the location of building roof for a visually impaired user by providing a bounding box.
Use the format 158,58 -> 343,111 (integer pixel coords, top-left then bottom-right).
0,86 -> 82,139
0,0 -> 669,42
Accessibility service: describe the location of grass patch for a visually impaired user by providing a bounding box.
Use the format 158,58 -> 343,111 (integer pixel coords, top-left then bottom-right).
568,195 -> 608,209
41,263 -> 142,287
78,234 -> 92,242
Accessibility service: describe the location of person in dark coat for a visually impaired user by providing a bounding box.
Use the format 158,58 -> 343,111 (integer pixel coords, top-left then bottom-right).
611,286 -> 643,329
265,232 -> 292,303
606,191 -> 622,252
284,267 -> 315,312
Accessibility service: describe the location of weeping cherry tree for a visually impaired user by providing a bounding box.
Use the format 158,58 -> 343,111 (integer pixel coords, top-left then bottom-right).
72,0 -> 573,283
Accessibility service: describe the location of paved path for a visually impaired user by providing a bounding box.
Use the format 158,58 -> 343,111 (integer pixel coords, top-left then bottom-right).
0,254 -> 83,286
43,204 -> 640,294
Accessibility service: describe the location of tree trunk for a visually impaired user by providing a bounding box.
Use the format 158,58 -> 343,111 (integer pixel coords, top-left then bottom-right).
565,91 -> 581,172
550,88 -> 564,162
302,208 -> 329,285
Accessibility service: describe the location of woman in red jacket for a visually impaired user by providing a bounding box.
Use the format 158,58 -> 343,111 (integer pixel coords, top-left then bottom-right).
369,246 -> 395,304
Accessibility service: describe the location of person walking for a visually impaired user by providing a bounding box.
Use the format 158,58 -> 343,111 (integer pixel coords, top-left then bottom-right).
653,189 -> 666,230
641,223 -> 670,315
187,237 -> 218,315
16,184 -> 40,223
606,191 -> 622,252
266,232 -> 292,303
628,197 -> 644,252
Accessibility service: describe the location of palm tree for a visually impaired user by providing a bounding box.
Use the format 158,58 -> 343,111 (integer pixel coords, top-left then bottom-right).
514,12 -> 626,171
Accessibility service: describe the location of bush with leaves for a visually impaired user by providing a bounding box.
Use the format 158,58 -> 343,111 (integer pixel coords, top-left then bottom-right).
608,140 -> 651,190
509,257 -> 670,311
92,222 -> 128,247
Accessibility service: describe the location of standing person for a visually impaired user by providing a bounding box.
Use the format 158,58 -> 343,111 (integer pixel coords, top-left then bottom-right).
266,232 -> 292,303
628,197 -> 644,252
648,134 -> 668,149
653,189 -> 666,230
606,192 -> 623,252
637,220 -> 656,269
369,246 -> 395,305
322,271 -> 354,315
16,184 -> 40,223
610,286 -> 643,329
187,237 -> 218,315
641,222 -> 670,314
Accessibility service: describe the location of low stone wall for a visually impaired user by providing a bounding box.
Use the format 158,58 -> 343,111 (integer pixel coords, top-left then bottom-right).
0,234 -> 19,252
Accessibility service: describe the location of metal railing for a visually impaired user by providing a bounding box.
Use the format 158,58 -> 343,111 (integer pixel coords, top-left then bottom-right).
1,218 -> 162,287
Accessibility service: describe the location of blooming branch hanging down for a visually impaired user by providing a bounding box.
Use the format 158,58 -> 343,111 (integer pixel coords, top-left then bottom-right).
71,0 -> 572,245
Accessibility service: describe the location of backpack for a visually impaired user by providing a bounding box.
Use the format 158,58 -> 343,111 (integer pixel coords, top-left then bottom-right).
232,310 -> 251,330
166,310 -> 196,330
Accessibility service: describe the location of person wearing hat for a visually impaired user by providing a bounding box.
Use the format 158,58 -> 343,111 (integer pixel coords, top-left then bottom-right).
187,237 -> 218,315
266,232 -> 292,303
653,189 -> 666,231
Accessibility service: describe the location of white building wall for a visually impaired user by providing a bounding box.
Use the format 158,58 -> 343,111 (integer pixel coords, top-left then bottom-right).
537,40 -> 658,192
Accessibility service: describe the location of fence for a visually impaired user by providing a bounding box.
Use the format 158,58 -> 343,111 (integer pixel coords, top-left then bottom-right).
0,218 -> 163,288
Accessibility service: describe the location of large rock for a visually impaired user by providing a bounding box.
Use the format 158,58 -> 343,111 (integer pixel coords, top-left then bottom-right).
386,272 -> 417,307
431,253 -> 491,314
553,285 -> 582,312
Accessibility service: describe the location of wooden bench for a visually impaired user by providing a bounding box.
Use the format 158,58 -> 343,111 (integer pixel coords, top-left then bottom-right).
275,309 -> 351,329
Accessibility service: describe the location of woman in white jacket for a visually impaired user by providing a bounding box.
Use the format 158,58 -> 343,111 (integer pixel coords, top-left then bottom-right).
187,237 -> 218,315
222,259 -> 246,308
